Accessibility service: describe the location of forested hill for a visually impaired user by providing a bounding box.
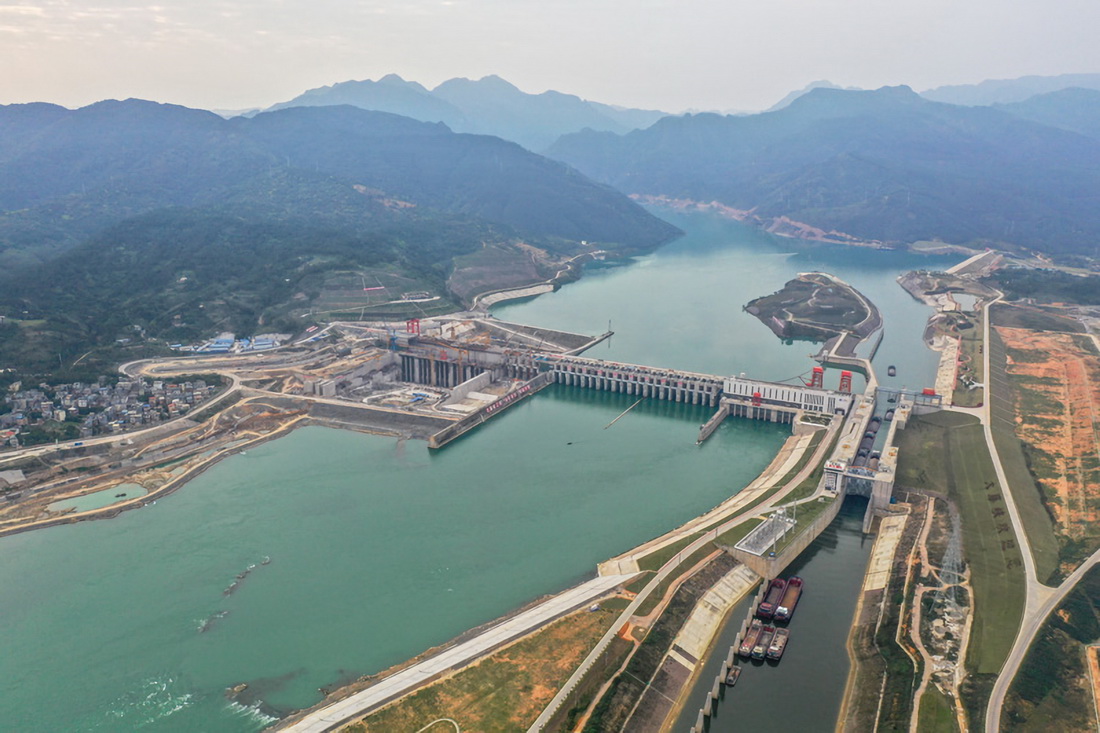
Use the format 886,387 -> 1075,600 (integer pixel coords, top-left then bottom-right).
0,99 -> 678,379
0,99 -> 676,269
547,85 -> 1100,257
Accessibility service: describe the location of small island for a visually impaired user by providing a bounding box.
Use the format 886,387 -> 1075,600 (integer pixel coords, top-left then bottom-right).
745,272 -> 882,349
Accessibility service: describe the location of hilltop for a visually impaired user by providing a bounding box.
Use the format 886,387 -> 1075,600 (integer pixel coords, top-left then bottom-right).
264,74 -> 668,151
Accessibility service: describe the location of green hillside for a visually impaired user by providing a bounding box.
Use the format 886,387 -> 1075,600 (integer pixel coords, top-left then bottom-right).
547,86 -> 1100,258
0,100 -> 678,381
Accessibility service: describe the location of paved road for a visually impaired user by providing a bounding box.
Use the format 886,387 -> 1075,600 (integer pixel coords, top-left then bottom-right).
986,546 -> 1100,731
277,573 -> 633,733
982,294 -> 1100,730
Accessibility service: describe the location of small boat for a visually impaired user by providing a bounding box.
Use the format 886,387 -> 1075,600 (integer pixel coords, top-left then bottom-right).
766,627 -> 790,661
739,619 -> 763,658
752,625 -> 776,660
887,365 -> 897,377
725,666 -> 742,686
757,578 -> 787,619
774,577 -> 804,622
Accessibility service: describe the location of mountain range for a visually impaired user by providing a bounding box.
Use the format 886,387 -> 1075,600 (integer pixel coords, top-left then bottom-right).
0,99 -> 677,378
263,74 -> 668,151
921,72 -> 1100,106
547,85 -> 1100,256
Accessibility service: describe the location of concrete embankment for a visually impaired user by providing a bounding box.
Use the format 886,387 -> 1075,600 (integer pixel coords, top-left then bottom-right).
624,564 -> 760,732
275,573 -> 635,733
474,283 -> 555,310
428,373 -> 552,449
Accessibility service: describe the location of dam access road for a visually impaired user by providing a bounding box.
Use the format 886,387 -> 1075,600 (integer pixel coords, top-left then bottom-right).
278,573 -> 634,732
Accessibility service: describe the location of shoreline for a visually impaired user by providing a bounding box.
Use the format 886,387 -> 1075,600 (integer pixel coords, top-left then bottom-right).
0,409 -> 412,539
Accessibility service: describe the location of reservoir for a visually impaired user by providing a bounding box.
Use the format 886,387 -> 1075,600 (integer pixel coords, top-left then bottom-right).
0,212 -> 955,731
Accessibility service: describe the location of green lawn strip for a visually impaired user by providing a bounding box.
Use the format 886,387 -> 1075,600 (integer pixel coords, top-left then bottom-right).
633,545 -> 717,618
782,425 -> 842,503
945,412 -> 1025,675
713,517 -> 763,548
918,686 -> 959,733
773,496 -> 837,555
636,533 -> 701,572
952,315 -> 985,408
987,328 -> 1062,583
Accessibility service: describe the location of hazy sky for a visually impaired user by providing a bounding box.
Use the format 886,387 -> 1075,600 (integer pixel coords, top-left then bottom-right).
2,0 -> 1099,112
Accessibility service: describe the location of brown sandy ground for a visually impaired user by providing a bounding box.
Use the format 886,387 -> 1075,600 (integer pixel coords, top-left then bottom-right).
341,606 -> 620,733
996,326 -> 1100,575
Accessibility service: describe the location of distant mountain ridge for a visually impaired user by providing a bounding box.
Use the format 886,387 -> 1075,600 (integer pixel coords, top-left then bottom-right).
921,73 -> 1100,106
765,81 -> 863,112
264,74 -> 669,151
994,87 -> 1100,139
547,85 -> 1100,256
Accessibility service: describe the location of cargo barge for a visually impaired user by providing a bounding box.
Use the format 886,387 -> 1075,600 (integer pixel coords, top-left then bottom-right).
739,618 -> 763,658
757,578 -> 787,619
766,627 -> 790,661
752,625 -> 776,660
774,576 -> 804,622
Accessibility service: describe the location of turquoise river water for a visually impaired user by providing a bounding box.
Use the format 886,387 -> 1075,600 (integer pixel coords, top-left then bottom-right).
0,212 -> 957,731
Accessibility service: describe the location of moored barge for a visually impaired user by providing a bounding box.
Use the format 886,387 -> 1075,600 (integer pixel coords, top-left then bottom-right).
766,627 -> 790,660
752,625 -> 776,660
738,618 -> 763,658
757,578 -> 787,619
774,576 -> 804,622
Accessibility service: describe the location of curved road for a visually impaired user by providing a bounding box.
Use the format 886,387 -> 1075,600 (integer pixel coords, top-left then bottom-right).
0,367 -> 241,467
982,292 -> 1099,730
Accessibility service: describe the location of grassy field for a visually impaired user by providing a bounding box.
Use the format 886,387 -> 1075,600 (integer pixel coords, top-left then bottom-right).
633,544 -> 718,617
346,606 -> 619,733
1003,565 -> 1100,732
918,686 -> 960,732
637,533 -> 701,572
990,302 -> 1086,334
987,328 -> 1064,583
774,496 -> 837,554
781,426 -> 841,502
895,411 -> 1026,682
713,516 -> 763,547
952,313 -> 985,408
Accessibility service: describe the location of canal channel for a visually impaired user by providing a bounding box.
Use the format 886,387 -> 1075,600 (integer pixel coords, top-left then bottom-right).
669,496 -> 874,732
